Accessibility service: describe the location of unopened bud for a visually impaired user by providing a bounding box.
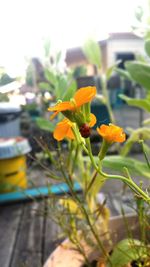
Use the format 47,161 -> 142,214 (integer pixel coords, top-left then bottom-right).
79,124 -> 91,138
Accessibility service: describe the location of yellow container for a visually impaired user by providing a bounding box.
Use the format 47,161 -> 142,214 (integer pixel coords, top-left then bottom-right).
0,155 -> 27,193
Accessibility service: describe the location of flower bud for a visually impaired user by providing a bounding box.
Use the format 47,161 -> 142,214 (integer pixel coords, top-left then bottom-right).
79,124 -> 91,138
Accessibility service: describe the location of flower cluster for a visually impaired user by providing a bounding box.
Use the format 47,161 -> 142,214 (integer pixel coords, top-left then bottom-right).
47,86 -> 150,267
48,86 -> 126,144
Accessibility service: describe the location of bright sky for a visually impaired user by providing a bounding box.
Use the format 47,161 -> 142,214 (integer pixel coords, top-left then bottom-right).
0,0 -> 146,76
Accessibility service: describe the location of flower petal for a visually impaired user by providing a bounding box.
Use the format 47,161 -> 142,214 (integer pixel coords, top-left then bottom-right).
97,124 -> 126,143
48,101 -> 74,112
89,113 -> 97,127
53,119 -> 75,141
74,86 -> 96,107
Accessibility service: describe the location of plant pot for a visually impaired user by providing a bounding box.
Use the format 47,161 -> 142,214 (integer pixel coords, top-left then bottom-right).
43,214 -> 140,267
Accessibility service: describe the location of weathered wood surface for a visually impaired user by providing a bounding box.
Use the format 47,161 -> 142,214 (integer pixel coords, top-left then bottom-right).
10,201 -> 45,267
0,204 -> 23,267
0,193 -> 133,267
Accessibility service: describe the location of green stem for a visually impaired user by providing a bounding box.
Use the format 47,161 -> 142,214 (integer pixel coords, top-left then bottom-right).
140,140 -> 150,169
106,173 -> 150,204
101,75 -> 115,124
60,164 -> 112,266
83,139 -> 150,204
71,144 -> 80,175
67,140 -> 74,171
84,138 -> 150,204
85,138 -> 99,172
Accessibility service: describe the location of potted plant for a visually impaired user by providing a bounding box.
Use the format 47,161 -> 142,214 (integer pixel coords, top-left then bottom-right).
41,85 -> 150,267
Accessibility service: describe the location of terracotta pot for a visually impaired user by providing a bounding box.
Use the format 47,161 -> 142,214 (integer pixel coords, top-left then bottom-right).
43,214 -> 140,267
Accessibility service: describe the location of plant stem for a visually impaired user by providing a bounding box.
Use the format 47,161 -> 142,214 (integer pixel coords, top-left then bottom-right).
101,75 -> 115,124
106,173 -> 150,204
140,140 -> 150,169
83,139 -> 150,204
60,165 -> 113,266
71,144 -> 80,175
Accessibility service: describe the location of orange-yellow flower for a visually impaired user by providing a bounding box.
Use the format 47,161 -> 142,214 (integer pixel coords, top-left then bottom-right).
48,86 -> 96,119
53,118 -> 75,141
97,124 -> 126,143
53,113 -> 96,141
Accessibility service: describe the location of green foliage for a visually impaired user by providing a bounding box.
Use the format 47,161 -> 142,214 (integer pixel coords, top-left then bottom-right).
107,239 -> 147,267
55,51 -> 62,65
125,61 -> 150,91
56,75 -> 68,99
43,39 -> 51,58
0,73 -> 15,86
72,65 -> 87,79
135,6 -> 143,22
106,61 -> 121,80
62,80 -> 77,101
115,67 -> 132,80
84,154 -> 150,179
25,62 -> 35,86
44,68 -> 57,87
36,117 -> 55,132
121,128 -> 150,156
0,92 -> 9,102
38,82 -> 52,91
119,94 -> 150,112
102,155 -> 150,179
144,39 -> 150,57
82,39 -> 102,69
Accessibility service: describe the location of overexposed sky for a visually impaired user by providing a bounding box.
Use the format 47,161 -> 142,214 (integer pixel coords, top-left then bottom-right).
0,0 -> 147,76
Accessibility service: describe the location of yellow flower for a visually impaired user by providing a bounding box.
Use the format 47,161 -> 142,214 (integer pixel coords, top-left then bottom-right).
48,86 -> 96,119
54,113 -> 96,141
97,124 -> 126,143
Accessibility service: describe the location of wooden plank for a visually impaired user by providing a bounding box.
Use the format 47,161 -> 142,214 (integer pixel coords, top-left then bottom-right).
0,204 -> 23,267
11,201 -> 45,267
105,193 -> 121,216
109,192 -> 134,216
43,201 -> 63,265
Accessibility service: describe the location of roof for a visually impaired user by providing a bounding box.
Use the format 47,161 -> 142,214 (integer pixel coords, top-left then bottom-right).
65,32 -> 142,65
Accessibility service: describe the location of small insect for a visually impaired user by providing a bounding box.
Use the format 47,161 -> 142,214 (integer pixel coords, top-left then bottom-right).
79,124 -> 91,138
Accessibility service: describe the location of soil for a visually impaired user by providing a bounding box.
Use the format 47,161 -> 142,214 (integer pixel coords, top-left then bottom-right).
82,259 -> 145,267
82,260 -> 97,267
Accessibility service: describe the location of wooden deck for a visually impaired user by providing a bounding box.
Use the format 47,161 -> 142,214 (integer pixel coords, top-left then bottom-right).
0,191 -> 134,267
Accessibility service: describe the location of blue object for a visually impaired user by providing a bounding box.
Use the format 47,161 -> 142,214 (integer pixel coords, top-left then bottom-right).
91,103 -> 110,129
0,182 -> 81,204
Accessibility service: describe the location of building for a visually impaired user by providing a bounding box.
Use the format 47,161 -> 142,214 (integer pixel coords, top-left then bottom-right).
66,32 -> 144,73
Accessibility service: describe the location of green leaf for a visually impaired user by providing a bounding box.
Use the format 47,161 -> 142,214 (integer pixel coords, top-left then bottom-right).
89,173 -> 105,197
55,51 -> 62,65
36,117 -> 55,132
143,118 -> 150,125
45,69 -> 57,87
84,155 -> 150,179
106,61 -> 121,80
144,39 -> 150,57
125,61 -> 150,91
121,127 -> 150,156
56,75 -> 68,99
107,239 -> 146,267
119,94 -> 150,112
62,80 -> 77,101
38,82 -> 52,91
44,39 -> 51,58
115,68 -> 132,80
82,39 -> 102,69
102,155 -> 150,179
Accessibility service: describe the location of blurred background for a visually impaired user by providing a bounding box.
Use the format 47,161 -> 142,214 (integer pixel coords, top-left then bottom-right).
0,0 -> 150,166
